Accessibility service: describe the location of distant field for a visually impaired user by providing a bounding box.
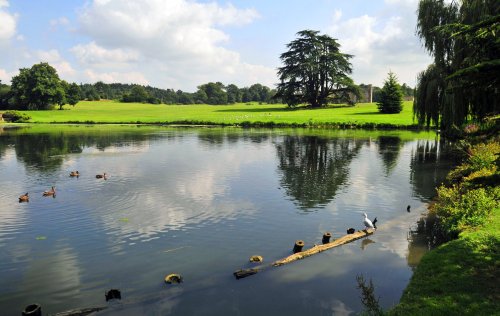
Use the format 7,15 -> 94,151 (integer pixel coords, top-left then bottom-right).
17,100 -> 419,128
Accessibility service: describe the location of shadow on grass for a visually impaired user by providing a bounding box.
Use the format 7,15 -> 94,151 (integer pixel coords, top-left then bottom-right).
214,104 -> 354,113
214,107 -> 289,113
351,111 -> 385,115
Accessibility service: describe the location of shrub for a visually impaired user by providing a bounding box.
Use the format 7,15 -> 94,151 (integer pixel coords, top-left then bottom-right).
446,141 -> 500,183
467,142 -> 500,172
432,185 -> 499,238
2,110 -> 31,122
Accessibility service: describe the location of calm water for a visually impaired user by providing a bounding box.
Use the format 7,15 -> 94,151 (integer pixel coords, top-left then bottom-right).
0,125 -> 452,315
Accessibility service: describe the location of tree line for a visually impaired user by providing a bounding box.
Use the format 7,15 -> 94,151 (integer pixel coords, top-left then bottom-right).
0,64 -> 283,110
0,41 -> 414,112
81,81 -> 281,105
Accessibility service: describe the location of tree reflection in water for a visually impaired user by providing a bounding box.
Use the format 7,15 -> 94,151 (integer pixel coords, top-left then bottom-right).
410,139 -> 454,201
377,135 -> 403,175
275,136 -> 364,210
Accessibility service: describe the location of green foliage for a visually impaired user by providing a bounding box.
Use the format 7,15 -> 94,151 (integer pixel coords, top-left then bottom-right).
432,185 -> 499,237
276,30 -> 359,108
66,83 -> 81,106
0,82 -> 13,110
414,0 -> 500,132
377,72 -> 403,114
197,82 -> 227,105
79,81 -> 277,105
447,141 -> 500,183
122,85 -> 150,103
466,142 -> 500,171
2,110 -> 31,122
432,140 -> 500,238
10,62 -> 64,110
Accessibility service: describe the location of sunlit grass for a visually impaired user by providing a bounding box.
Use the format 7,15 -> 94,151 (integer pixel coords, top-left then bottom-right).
18,100 -> 419,128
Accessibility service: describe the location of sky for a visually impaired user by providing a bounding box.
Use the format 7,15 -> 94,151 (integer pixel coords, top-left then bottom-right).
0,0 -> 432,92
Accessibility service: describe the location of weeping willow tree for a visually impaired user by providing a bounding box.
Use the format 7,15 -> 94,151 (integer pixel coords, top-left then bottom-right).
414,0 -> 500,131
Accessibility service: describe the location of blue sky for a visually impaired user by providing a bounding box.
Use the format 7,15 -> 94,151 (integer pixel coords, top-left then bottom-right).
0,0 -> 432,92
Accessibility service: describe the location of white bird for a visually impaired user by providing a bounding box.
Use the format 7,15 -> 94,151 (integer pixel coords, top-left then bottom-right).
363,212 -> 375,230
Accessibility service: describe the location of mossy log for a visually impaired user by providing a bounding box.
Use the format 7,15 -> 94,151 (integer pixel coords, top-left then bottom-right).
272,228 -> 374,267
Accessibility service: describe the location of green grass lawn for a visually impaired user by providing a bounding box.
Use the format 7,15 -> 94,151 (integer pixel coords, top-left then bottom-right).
17,100 -> 419,127
389,209 -> 499,316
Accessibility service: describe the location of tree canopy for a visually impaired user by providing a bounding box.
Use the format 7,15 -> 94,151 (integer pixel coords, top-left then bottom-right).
276,30 -> 360,108
11,62 -> 65,110
414,0 -> 499,131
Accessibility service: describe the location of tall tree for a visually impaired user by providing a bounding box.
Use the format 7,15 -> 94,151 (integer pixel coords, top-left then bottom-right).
377,71 -> 403,114
11,62 -> 64,110
66,83 -> 82,107
414,0 -> 499,131
197,82 -> 227,105
226,84 -> 241,103
276,30 -> 359,108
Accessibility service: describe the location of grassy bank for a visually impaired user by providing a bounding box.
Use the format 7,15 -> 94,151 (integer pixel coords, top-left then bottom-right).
389,139 -> 500,316
10,100 -> 419,128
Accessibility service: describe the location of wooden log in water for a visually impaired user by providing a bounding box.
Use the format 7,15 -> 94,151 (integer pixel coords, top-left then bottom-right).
272,229 -> 374,267
52,306 -> 107,316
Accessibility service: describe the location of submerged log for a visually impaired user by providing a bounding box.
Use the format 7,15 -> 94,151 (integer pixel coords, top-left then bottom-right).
272,229 -> 374,267
52,306 -> 107,316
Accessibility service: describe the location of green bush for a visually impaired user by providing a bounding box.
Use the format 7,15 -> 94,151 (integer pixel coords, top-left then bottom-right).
447,141 -> 500,183
467,142 -> 500,171
433,185 -> 499,237
2,110 -> 31,122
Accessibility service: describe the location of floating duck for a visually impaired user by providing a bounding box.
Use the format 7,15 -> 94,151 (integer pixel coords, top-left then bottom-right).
19,193 -> 29,202
96,173 -> 107,179
105,289 -> 121,301
43,186 -> 56,197
363,212 -> 375,230
70,171 -> 80,177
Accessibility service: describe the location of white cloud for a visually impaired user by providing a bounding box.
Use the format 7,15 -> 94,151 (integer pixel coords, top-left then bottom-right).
33,49 -> 76,80
0,0 -> 17,41
75,0 -> 273,91
71,41 -> 140,65
0,67 -> 15,82
83,69 -> 149,85
329,2 -> 431,87
50,16 -> 69,27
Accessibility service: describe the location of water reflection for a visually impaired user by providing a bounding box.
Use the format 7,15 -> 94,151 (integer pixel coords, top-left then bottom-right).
275,136 -> 364,209
0,126 -> 455,316
377,136 -> 403,175
410,139 -> 453,200
406,214 -> 437,270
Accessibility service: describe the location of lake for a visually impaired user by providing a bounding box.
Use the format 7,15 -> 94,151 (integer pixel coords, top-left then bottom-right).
0,125 -> 453,315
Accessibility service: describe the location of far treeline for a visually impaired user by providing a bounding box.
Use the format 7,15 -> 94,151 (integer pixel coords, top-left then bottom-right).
0,64 -> 413,110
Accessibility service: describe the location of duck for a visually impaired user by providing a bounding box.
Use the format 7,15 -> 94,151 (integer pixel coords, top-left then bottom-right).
70,171 -> 80,177
43,186 -> 56,197
363,212 -> 375,230
96,172 -> 107,179
19,193 -> 29,202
